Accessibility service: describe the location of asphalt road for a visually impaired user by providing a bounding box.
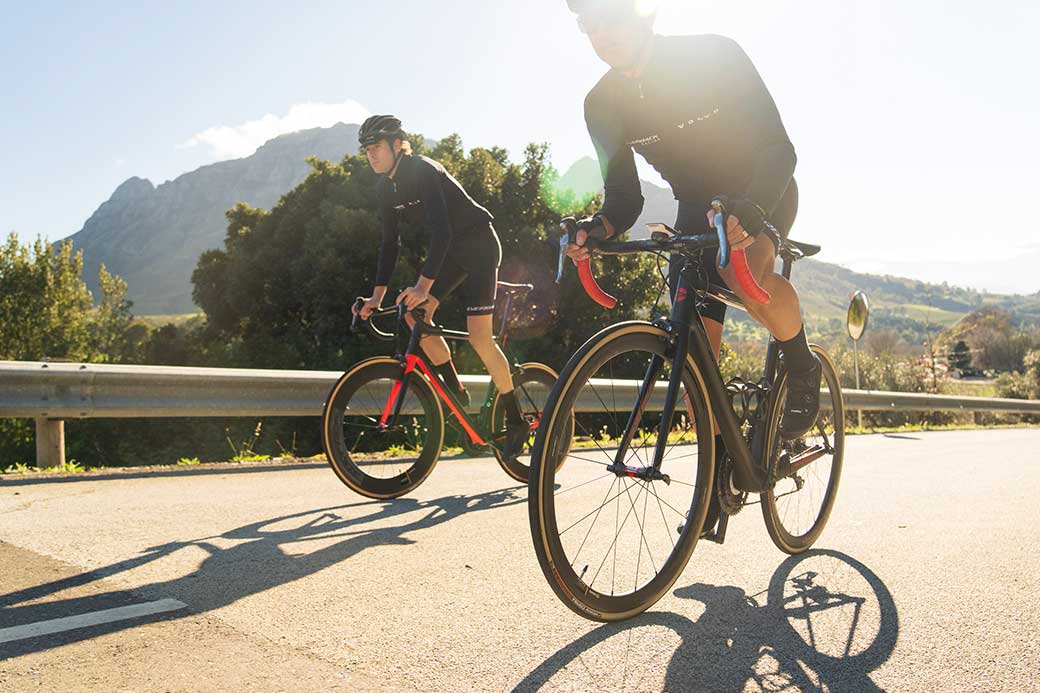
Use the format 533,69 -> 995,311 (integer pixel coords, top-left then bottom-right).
1,429 -> 1038,691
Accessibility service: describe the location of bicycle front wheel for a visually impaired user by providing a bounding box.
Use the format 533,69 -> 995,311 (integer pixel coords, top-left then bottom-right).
322,357 -> 444,499
761,346 -> 845,554
528,322 -> 715,621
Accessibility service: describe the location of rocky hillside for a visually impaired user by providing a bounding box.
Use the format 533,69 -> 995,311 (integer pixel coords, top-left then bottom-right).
66,123 -> 361,313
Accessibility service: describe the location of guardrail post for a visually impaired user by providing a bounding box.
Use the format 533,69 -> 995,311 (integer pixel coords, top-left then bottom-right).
35,418 -> 65,468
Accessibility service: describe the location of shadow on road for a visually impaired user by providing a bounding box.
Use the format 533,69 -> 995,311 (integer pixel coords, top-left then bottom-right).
515,550 -> 898,692
0,486 -> 523,658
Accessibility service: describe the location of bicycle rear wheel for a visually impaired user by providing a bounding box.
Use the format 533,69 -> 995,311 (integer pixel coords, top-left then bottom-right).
491,362 -> 572,482
529,322 -> 715,621
322,357 -> 444,499
761,346 -> 845,554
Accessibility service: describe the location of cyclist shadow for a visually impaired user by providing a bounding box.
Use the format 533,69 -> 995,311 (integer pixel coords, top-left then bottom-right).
516,549 -> 898,692
1,486 -> 524,658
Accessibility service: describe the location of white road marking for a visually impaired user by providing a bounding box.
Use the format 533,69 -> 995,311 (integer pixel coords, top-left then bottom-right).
0,598 -> 187,644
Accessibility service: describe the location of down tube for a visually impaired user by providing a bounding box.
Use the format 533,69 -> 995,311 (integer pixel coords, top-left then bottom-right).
678,269 -> 767,493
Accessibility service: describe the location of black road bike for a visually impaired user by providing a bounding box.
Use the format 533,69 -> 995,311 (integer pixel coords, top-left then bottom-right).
528,213 -> 844,621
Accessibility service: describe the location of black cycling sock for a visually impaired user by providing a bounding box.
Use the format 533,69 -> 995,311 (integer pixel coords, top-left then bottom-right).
434,361 -> 465,396
779,325 -> 814,375
499,390 -> 524,425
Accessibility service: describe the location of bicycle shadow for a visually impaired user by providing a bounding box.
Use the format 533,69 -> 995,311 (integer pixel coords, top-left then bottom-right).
1,486 -> 524,658
515,549 -> 898,692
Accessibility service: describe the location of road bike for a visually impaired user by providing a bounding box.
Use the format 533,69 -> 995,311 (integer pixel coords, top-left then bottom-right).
322,282 -> 572,499
528,206 -> 845,620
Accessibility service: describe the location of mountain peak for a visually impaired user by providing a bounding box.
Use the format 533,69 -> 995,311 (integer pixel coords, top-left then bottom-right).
109,176 -> 155,201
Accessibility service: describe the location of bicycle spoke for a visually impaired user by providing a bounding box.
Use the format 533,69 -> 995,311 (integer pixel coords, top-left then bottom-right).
561,477 -> 628,540
588,479 -> 646,590
652,482 -> 677,551
568,476 -> 620,567
554,472 -> 615,497
639,481 -> 692,521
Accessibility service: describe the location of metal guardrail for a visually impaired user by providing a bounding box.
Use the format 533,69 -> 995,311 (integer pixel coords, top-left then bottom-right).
3,360 -> 1039,465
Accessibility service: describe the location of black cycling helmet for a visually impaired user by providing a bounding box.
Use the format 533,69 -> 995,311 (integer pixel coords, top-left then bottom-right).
358,115 -> 404,147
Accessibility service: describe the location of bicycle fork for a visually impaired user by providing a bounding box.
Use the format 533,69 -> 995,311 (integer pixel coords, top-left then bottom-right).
609,354 -> 667,482
606,322 -> 691,484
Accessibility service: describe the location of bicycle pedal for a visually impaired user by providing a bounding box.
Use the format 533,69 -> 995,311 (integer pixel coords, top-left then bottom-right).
700,530 -> 725,545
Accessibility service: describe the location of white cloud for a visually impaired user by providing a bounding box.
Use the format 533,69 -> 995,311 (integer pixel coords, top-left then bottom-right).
179,100 -> 371,160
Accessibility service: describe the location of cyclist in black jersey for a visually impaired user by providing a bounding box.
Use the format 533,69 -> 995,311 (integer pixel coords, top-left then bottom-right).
563,0 -> 823,527
352,115 -> 529,460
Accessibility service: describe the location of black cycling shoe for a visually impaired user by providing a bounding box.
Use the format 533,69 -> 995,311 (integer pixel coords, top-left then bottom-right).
780,355 -> 822,441
503,417 -> 531,461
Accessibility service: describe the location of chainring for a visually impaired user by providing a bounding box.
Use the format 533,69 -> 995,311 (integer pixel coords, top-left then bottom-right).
717,454 -> 749,516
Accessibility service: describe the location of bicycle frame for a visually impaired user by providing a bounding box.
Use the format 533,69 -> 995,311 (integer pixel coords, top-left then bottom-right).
588,233 -> 807,495
365,291 -> 527,449
670,237 -> 824,494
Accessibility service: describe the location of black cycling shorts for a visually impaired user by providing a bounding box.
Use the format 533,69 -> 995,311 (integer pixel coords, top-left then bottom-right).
669,182 -> 798,324
429,224 -> 502,316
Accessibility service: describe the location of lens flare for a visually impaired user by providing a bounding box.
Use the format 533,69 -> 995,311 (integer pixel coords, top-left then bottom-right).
635,0 -> 661,19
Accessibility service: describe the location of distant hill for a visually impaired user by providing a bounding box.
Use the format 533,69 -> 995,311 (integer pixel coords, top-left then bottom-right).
66,123 -> 362,313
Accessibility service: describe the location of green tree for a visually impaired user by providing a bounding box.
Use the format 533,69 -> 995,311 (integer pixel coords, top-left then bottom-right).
1,233 -> 140,465
0,234 -> 132,362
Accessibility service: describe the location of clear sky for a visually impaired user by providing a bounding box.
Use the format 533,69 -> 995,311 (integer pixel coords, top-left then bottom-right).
2,0 -> 1038,294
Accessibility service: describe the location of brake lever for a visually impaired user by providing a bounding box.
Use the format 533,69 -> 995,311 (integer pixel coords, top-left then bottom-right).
556,217 -> 578,283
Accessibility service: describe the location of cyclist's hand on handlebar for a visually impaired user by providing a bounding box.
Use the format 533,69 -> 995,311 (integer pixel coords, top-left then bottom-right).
354,296 -> 381,320
705,208 -> 756,251
396,285 -> 429,311
565,215 -> 611,265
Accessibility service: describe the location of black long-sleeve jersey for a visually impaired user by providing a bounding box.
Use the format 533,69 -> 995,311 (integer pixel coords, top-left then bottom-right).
374,154 -> 494,285
584,34 -> 798,233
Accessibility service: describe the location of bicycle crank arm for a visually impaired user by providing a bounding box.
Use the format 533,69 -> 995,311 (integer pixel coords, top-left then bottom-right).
775,444 -> 828,479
